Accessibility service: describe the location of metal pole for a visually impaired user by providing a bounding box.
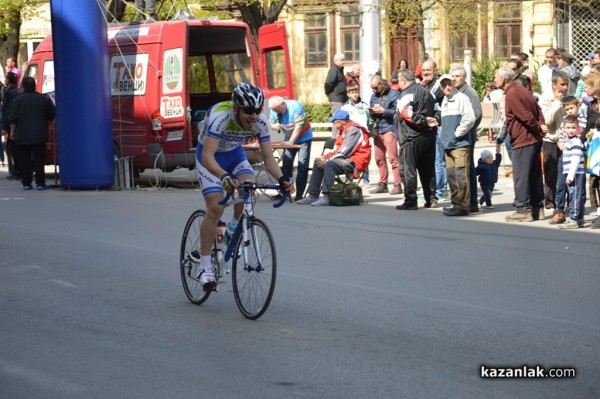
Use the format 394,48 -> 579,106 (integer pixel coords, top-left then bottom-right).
359,0 -> 381,103
463,49 -> 472,86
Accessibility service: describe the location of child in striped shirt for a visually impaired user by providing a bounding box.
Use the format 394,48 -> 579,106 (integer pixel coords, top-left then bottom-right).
559,115 -> 587,229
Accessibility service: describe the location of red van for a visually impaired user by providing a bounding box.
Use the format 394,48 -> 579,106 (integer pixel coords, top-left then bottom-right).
26,19 -> 294,173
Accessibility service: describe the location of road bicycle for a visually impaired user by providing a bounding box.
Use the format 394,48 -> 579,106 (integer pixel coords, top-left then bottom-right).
180,181 -> 288,320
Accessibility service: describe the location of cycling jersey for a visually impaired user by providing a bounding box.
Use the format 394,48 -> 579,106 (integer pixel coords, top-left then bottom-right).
268,99 -> 313,144
195,101 -> 270,196
196,101 -> 271,155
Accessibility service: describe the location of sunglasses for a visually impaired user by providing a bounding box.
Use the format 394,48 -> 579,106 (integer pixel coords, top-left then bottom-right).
241,107 -> 263,115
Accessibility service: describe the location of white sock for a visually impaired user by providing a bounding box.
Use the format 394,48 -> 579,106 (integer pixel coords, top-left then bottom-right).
200,255 -> 212,271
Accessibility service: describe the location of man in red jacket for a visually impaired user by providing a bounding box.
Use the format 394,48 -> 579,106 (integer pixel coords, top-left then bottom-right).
298,110 -> 371,206
494,67 -> 548,222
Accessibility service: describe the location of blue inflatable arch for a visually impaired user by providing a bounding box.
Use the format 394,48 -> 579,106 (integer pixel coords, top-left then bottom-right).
50,0 -> 113,189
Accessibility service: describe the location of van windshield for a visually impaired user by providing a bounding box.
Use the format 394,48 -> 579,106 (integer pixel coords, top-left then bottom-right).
187,25 -> 252,95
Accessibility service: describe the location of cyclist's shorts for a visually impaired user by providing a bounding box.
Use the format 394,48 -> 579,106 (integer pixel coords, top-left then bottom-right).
196,145 -> 254,196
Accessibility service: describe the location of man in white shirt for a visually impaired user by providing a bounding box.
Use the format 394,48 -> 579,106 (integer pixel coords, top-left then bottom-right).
538,48 -> 559,95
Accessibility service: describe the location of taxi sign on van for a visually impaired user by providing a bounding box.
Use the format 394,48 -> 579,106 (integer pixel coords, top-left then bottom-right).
111,53 -> 148,96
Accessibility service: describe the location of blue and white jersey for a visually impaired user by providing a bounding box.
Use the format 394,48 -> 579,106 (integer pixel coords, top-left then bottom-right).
563,136 -> 586,181
268,99 -> 312,143
197,101 -> 270,154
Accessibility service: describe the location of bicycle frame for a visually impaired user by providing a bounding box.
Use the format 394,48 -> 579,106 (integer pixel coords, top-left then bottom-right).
220,182 -> 288,263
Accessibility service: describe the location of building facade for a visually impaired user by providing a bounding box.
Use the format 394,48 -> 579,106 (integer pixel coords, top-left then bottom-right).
15,1 -> 600,105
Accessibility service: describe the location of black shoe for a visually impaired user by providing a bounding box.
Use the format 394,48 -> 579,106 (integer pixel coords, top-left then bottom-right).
469,204 -> 480,214
424,200 -> 438,208
532,207 -> 545,221
294,196 -> 303,202
444,208 -> 469,217
442,205 -> 455,212
395,203 -> 418,210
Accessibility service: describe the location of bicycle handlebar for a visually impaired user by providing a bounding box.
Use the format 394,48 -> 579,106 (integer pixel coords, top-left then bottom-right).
218,181 -> 290,208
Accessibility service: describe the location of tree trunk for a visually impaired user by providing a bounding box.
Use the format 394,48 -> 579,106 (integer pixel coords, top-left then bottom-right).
235,0 -> 288,46
0,17 -> 22,68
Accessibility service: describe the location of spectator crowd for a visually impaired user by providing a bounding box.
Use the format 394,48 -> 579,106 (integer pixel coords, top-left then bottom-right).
294,48 -> 600,230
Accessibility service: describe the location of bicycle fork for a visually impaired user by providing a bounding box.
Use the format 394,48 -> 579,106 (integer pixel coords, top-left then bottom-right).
223,215 -> 264,272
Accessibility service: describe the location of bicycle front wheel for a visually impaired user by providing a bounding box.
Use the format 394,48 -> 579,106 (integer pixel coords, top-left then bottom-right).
232,217 -> 277,320
180,210 -> 212,304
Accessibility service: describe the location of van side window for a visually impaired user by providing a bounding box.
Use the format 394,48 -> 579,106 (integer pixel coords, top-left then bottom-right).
212,53 -> 251,94
26,64 -> 39,82
188,56 -> 209,94
264,48 -> 288,90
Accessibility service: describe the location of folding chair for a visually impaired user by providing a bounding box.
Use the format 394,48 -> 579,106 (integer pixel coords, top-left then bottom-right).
321,137 -> 336,155
335,164 -> 365,185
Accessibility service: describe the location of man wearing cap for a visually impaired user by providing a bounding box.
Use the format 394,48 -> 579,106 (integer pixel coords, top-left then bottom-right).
581,52 -> 595,77
556,51 -> 580,97
437,75 -> 475,216
451,65 -> 483,214
297,110 -> 371,206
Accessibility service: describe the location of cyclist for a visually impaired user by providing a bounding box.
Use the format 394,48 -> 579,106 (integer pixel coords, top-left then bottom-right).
193,83 -> 295,290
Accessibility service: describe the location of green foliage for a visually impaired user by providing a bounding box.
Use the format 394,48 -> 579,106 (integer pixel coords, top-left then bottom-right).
0,0 -> 45,36
304,103 -> 332,123
471,56 -> 504,99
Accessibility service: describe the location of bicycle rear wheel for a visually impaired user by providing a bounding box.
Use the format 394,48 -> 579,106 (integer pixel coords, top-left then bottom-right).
232,217 -> 277,319
180,209 -> 214,304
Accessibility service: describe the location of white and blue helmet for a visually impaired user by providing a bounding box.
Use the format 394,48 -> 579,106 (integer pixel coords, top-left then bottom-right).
232,83 -> 265,109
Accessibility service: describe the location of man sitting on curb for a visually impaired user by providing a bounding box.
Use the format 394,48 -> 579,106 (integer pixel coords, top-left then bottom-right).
297,110 -> 371,206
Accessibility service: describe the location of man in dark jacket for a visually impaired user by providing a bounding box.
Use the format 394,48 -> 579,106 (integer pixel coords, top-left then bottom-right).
9,76 -> 56,190
494,67 -> 548,222
1,72 -> 20,179
324,53 -> 347,138
395,69 -> 440,210
368,75 -> 402,194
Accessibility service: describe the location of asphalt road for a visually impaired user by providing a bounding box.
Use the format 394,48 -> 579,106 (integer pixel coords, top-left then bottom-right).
1,174 -> 599,398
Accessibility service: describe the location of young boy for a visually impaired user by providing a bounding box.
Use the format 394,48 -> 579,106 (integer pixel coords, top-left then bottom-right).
559,115 -> 587,229
476,147 -> 502,208
550,96 -> 586,224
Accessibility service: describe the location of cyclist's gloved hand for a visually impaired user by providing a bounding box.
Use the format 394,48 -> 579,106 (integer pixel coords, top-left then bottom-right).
278,176 -> 295,194
221,173 -> 237,192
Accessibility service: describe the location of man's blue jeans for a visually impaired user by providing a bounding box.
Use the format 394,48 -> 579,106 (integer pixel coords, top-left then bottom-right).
282,140 -> 312,198
435,133 -> 447,199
